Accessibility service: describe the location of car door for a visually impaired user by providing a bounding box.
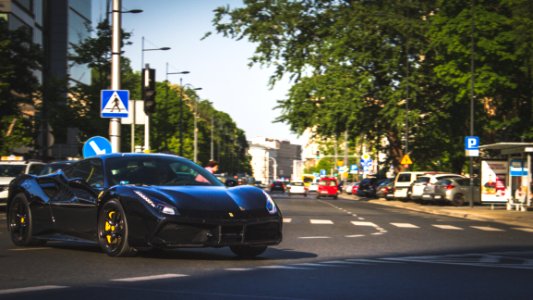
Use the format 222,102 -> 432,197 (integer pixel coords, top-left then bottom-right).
51,159 -> 101,240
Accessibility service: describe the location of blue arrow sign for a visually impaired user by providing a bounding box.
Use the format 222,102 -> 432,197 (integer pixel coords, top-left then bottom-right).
83,136 -> 112,158
101,90 -> 129,118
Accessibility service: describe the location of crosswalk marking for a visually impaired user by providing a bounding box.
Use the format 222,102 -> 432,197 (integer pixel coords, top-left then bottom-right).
283,218 -> 292,223
345,234 -> 365,238
351,221 -> 377,227
432,225 -> 463,230
391,223 -> 420,228
310,219 -> 334,224
298,236 -> 331,239
471,226 -> 504,232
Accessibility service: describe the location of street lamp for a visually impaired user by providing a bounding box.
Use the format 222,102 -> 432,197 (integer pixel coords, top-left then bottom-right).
179,83 -> 202,160
186,85 -> 203,163
132,36 -> 170,152
165,63 -> 189,152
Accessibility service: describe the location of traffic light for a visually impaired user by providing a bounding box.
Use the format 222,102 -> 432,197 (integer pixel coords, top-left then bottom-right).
142,67 -> 156,114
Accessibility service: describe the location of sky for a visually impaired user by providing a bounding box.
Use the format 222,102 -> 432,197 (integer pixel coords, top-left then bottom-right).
91,0 -> 306,146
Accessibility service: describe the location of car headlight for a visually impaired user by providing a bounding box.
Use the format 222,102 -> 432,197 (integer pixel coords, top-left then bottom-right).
263,190 -> 278,214
134,190 -> 178,215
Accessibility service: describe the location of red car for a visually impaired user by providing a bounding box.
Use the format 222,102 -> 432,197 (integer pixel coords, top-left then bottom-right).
317,177 -> 339,199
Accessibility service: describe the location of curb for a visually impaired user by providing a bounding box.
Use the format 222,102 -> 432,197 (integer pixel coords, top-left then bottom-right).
338,194 -> 533,230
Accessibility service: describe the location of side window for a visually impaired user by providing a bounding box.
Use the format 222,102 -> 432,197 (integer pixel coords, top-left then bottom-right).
28,163 -> 44,175
65,160 -> 104,189
397,174 -> 411,182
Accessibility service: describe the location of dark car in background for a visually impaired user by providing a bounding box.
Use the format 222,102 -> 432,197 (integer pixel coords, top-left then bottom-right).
356,178 -> 381,198
270,181 -> 286,193
375,179 -> 394,199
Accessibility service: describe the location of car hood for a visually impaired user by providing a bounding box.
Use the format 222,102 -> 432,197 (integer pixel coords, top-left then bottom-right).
133,185 -> 273,218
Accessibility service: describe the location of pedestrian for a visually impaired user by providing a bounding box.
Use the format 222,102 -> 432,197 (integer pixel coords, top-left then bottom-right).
205,160 -> 219,174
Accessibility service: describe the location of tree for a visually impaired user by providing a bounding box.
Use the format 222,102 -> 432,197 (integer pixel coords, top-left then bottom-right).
0,19 -> 42,155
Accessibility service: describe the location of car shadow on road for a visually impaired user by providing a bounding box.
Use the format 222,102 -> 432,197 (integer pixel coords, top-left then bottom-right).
136,247 -> 317,261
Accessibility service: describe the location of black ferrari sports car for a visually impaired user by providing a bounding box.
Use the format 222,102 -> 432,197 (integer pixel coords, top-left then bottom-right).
6,153 -> 282,257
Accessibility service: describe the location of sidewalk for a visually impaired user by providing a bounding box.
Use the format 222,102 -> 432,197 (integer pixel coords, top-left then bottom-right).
340,194 -> 533,230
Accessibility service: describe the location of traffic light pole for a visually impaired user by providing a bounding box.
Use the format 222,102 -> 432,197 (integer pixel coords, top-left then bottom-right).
109,0 -> 121,152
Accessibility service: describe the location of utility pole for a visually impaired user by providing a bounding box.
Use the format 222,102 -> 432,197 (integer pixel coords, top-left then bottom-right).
109,0 -> 121,152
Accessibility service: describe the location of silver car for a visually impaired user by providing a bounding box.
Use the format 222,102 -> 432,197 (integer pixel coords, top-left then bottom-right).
417,173 -> 464,202
432,177 -> 481,206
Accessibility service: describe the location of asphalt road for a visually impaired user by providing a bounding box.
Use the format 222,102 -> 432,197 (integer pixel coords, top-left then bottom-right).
1,194 -> 532,299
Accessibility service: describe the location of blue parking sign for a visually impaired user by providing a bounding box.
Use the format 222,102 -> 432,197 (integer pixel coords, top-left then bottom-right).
465,136 -> 480,157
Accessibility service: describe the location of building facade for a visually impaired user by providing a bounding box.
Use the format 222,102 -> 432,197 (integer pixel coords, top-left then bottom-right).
0,0 -> 91,158
248,137 -> 302,184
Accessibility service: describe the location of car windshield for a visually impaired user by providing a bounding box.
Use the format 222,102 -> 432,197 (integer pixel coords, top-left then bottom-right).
106,156 -> 224,187
0,164 -> 25,177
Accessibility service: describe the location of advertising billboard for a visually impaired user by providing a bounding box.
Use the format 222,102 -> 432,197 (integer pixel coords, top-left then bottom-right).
481,160 -> 508,203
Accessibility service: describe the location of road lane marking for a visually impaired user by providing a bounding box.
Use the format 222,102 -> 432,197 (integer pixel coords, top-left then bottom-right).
432,225 -> 463,230
0,285 -> 68,295
471,226 -> 504,232
226,268 -> 253,271
112,274 -> 188,282
391,223 -> 420,228
351,221 -> 377,227
283,218 -> 292,223
298,236 -> 331,239
8,247 -> 52,251
513,227 -> 533,233
345,234 -> 365,238
259,265 -> 308,270
310,219 -> 333,224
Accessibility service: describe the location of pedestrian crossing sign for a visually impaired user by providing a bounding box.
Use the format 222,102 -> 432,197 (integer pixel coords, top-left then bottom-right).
101,90 -> 129,118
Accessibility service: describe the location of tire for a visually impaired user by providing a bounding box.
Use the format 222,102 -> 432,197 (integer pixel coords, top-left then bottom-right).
452,194 -> 465,207
8,193 -> 45,246
98,199 -> 135,257
230,245 -> 267,258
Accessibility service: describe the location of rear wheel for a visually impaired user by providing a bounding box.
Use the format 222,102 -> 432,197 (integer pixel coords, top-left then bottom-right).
8,193 -> 45,246
98,199 -> 135,257
230,245 -> 267,258
452,194 -> 465,206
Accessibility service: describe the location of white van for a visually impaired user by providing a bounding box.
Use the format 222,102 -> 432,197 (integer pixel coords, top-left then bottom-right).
393,171 -> 430,200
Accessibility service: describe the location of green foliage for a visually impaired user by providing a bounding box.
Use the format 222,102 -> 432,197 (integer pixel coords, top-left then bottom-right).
212,0 -> 533,174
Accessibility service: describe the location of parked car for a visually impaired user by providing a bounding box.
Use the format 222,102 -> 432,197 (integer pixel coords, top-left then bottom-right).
432,177 -> 481,206
412,173 -> 464,202
351,182 -> 360,195
1,156 -> 45,206
375,179 -> 394,199
287,181 -> 308,197
317,177 -> 339,199
343,182 -> 355,194
308,182 -> 319,193
357,178 -> 381,198
270,181 -> 286,193
392,171 -> 431,201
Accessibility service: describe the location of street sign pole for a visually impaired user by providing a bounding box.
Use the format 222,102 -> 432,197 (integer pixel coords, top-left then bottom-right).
109,0 -> 122,152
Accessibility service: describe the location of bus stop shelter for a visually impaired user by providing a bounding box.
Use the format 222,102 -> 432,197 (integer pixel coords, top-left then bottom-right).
479,142 -> 532,210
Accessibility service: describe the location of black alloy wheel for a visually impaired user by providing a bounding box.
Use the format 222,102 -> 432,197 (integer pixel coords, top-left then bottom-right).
8,193 -> 44,246
230,245 -> 267,258
98,199 -> 134,257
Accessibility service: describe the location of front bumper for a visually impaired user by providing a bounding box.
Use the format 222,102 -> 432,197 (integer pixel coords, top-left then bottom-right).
149,218 -> 283,248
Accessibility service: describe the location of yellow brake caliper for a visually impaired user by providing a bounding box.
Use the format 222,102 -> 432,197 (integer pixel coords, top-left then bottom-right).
20,217 -> 25,224
105,211 -> 116,244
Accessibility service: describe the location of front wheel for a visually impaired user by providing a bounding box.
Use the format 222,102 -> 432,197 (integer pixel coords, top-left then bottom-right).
98,199 -> 135,257
230,245 -> 267,258
8,193 -> 45,246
